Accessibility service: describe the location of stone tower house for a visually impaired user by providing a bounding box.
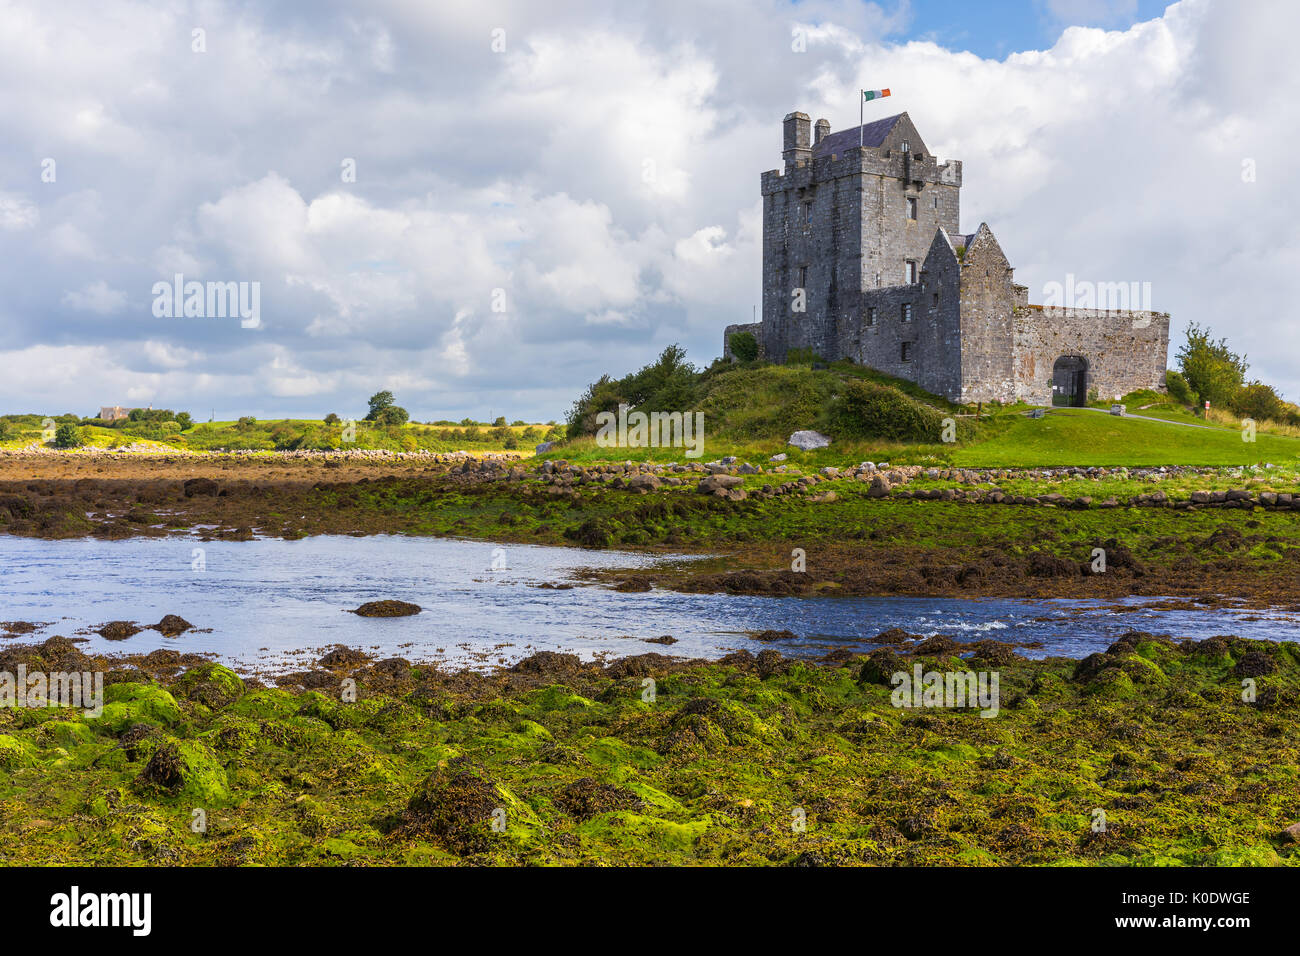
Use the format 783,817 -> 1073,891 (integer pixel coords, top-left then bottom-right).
724,111 -> 1170,405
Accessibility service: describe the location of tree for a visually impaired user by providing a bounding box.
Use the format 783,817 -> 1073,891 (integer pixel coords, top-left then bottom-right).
53,423 -> 83,448
365,391 -> 395,421
175,412 -> 193,430
375,405 -> 409,426
1176,323 -> 1247,409
324,413 -> 341,425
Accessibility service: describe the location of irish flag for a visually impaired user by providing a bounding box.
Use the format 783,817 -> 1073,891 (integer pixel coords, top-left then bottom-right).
863,89 -> 890,101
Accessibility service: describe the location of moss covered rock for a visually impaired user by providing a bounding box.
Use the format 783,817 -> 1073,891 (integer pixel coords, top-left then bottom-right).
173,663 -> 245,709
135,738 -> 231,804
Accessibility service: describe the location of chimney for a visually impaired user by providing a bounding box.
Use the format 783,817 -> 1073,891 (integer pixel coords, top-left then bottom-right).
814,118 -> 830,146
782,112 -> 811,170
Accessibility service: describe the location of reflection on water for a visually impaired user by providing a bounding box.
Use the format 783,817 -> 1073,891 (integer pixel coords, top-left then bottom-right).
0,535 -> 1295,672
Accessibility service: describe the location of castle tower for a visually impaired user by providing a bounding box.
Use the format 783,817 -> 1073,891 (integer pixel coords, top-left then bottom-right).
759,111 -> 963,366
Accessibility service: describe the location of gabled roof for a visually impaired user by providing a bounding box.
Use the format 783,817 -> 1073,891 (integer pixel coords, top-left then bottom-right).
811,113 -> 904,158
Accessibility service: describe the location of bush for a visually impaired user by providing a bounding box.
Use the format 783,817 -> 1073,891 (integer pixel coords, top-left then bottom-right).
1232,382 -> 1290,423
324,413 -> 340,425
728,331 -> 759,363
52,423 -> 83,448
828,379 -> 945,442
1165,369 -> 1195,406
1177,323 -> 1246,409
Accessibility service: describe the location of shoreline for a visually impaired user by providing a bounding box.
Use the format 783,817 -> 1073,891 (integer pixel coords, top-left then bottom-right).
2,629 -> 1298,866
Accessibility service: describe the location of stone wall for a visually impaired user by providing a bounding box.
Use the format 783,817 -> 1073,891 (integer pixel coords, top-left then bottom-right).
1012,307 -> 1171,405
722,322 -> 764,360
957,225 -> 1018,403
760,112 -> 962,365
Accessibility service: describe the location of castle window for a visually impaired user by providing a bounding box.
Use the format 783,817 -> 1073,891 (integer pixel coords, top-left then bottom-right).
906,197 -> 917,220
866,307 -> 878,327
802,201 -> 813,232
901,303 -> 913,323
901,342 -> 913,362
932,292 -> 940,308
905,260 -> 917,284
933,196 -> 939,209
798,266 -> 808,288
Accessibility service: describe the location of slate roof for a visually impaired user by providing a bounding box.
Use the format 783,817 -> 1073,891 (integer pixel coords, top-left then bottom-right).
811,113 -> 903,158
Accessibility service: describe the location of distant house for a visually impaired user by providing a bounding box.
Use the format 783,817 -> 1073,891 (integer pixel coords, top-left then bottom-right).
98,405 -> 150,421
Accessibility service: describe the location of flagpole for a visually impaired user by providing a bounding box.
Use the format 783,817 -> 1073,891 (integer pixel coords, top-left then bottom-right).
859,90 -> 863,148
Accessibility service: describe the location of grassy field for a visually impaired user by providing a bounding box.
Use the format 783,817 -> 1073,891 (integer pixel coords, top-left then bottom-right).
947,409 -> 1300,467
0,418 -> 564,454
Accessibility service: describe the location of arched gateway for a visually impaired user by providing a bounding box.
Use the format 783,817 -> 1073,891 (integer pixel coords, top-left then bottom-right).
1052,355 -> 1089,407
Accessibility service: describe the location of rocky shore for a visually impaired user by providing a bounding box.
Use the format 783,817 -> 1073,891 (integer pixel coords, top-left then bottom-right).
2,630 -> 1298,866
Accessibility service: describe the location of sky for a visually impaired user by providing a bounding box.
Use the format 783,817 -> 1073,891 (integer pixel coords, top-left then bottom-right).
0,0 -> 1296,422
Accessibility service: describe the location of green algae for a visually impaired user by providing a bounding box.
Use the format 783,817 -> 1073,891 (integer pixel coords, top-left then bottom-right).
3,637 -> 1300,865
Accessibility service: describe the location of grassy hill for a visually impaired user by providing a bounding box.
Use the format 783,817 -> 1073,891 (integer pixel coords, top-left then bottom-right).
556,355 -> 1300,468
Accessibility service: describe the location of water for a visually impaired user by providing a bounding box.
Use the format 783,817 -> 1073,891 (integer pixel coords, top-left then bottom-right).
1,535 -> 1296,673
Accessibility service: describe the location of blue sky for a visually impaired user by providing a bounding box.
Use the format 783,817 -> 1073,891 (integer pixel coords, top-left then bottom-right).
895,0 -> 1172,57
1,0 -> 1296,420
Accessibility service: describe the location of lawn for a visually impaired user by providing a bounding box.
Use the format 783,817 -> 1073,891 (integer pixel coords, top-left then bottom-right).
949,408 -> 1300,467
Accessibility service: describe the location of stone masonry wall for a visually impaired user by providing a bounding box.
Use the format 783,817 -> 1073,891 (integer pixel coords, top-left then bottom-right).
1012,307 -> 1171,405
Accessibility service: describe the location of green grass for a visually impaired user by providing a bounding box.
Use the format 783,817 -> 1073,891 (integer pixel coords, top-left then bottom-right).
949,409 -> 1300,467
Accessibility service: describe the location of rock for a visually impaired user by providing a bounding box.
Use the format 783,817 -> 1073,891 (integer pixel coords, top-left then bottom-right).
769,453 -> 788,462
150,614 -> 194,637
319,646 -> 371,668
182,477 -> 220,497
867,475 -> 892,498
172,662 -> 245,709
626,474 -> 661,493
349,600 -> 421,617
738,463 -> 761,474
534,442 -> 555,454
787,430 -> 831,450
698,475 -> 744,494
1281,822 -> 1300,844
97,621 -> 142,641
136,738 -> 231,804
820,467 -> 839,478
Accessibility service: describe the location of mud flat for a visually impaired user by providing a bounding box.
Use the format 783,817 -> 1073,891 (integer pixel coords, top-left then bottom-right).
2,455 -> 1298,605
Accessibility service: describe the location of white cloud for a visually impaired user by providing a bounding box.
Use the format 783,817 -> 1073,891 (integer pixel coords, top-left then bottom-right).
0,193 -> 38,230
1,0 -> 1298,416
61,280 -> 127,314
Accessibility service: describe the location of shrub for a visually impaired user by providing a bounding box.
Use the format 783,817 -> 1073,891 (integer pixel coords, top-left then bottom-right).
1165,369 -> 1195,406
324,412 -> 340,425
728,331 -> 759,363
52,423 -> 83,448
828,379 -> 945,442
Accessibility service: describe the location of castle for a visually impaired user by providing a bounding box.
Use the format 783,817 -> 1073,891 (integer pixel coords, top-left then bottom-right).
724,111 -> 1170,406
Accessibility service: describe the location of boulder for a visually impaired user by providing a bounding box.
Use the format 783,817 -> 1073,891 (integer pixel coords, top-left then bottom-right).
698,475 -> 744,494
867,475 -> 892,498
787,430 -> 831,451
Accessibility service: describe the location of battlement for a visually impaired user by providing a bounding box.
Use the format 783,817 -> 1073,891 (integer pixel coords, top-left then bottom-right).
745,108 -> 1169,405
761,151 -> 962,195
